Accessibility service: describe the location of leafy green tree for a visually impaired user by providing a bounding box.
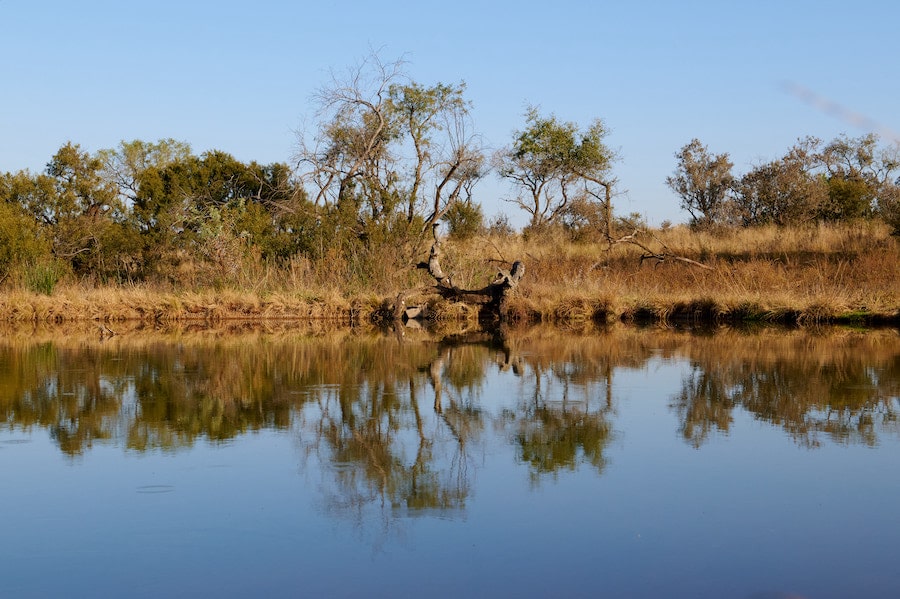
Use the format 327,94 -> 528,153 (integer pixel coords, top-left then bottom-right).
666,139 -> 734,229
133,149 -> 298,279
879,178 -> 900,235
5,143 -> 137,278
387,81 -> 484,225
0,174 -> 52,280
495,107 -> 616,231
733,137 -> 826,226
816,133 -> 900,221
442,199 -> 484,240
98,138 -> 193,204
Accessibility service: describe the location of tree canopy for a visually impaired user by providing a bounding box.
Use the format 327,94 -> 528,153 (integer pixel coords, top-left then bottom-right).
671,133 -> 900,231
494,107 -> 616,231
666,139 -> 734,230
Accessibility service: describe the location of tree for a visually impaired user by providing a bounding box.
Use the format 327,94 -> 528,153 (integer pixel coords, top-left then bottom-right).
733,137 -> 826,226
880,178 -> 900,235
666,139 -> 734,229
295,54 -> 485,239
0,175 -> 52,279
98,138 -> 192,204
17,142 -> 137,277
387,81 -> 485,227
441,199 -> 484,240
816,133 -> 900,221
133,149 -> 298,278
495,107 -> 615,231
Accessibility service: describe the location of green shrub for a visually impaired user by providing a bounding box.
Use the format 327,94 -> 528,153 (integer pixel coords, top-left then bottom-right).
443,201 -> 484,240
879,185 -> 900,236
0,201 -> 51,281
24,260 -> 65,295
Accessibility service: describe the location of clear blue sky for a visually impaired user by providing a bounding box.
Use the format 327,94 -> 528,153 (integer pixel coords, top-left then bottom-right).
2,0 -> 897,226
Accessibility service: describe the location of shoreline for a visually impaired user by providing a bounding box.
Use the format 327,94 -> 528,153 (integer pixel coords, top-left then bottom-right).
1,287 -> 897,328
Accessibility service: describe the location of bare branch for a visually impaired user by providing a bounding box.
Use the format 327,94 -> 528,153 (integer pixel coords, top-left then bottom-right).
598,228 -> 715,271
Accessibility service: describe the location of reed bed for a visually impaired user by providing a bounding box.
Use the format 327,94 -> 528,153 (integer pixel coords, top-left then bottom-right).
0,222 -> 897,326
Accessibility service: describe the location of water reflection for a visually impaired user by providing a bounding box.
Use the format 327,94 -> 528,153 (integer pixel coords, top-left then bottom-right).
1,323 -> 898,465
4,322 -> 899,598
670,329 -> 900,447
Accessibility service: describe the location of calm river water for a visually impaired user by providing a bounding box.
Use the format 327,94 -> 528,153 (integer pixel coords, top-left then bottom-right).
1,322 -> 898,598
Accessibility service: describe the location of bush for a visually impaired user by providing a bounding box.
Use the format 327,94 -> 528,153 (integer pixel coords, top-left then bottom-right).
0,201 -> 51,281
879,185 -> 900,235
443,201 -> 484,240
559,197 -> 605,242
487,213 -> 516,238
24,260 -> 66,295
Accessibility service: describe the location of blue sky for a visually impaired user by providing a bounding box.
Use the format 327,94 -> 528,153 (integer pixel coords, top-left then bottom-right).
2,0 -> 897,226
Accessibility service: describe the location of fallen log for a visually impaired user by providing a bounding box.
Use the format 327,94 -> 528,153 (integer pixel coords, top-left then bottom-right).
373,226 -> 525,325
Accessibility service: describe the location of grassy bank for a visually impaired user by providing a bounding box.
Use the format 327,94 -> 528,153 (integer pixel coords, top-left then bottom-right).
1,222 -> 898,326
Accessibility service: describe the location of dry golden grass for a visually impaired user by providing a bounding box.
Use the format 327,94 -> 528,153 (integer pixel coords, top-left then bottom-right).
0,221 -> 897,325
474,221 -> 900,325
0,284 -> 362,324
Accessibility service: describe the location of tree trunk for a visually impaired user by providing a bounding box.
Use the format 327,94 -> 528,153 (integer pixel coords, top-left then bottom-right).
373,226 -> 525,325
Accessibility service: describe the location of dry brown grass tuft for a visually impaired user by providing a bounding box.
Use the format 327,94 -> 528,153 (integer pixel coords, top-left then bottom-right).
0,222 -> 897,325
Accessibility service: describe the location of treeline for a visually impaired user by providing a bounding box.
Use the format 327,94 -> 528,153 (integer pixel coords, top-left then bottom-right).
0,55 -> 898,297
0,140 -> 307,287
667,134 -> 900,231
0,55 -> 617,293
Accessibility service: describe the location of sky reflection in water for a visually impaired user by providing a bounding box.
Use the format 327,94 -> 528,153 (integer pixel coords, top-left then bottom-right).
1,324 -> 898,598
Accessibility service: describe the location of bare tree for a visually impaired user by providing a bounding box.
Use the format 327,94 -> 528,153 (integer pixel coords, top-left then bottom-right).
294,53 -> 485,234
295,54 -> 405,216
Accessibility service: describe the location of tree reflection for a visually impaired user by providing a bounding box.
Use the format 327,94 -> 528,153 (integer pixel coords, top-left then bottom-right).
671,330 -> 900,447
303,331 -> 498,525
514,356 -> 614,482
1,323 -> 897,494
0,342 -> 130,455
673,366 -> 737,448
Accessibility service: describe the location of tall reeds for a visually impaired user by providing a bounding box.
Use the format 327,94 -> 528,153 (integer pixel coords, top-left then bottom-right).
0,222 -> 897,325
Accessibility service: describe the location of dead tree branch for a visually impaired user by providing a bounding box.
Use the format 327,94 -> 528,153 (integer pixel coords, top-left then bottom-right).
600,228 -> 715,271
405,224 -> 525,323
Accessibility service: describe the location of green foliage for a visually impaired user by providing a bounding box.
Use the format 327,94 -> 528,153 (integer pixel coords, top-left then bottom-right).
877,182 -> 900,235
98,138 -> 192,203
132,148 -> 299,279
815,134 -> 899,222
442,200 -> 484,240
733,138 -> 824,226
0,192 -> 51,279
6,141 -> 132,278
820,176 -> 874,220
297,56 -> 484,237
666,138 -> 734,229
496,107 -> 615,229
387,80 -> 473,222
24,260 -> 66,295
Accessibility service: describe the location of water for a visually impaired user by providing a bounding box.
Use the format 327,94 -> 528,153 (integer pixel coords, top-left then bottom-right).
1,323 -> 898,598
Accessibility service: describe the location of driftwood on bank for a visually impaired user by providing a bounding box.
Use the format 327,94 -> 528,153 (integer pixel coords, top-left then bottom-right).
374,226 -> 525,325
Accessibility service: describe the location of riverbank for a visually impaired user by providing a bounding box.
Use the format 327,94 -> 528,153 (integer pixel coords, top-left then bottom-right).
1,222 -> 898,327
0,286 -> 895,327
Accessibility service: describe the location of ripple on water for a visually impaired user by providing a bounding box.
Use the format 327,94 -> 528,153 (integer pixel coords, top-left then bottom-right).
135,485 -> 175,494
